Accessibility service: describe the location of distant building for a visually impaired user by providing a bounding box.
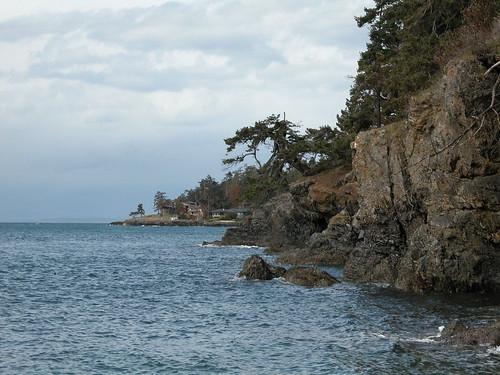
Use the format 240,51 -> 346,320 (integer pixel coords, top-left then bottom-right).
210,208 -> 250,219
180,201 -> 204,220
159,201 -> 176,216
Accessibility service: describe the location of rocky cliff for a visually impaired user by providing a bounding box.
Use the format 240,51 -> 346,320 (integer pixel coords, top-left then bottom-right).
345,57 -> 500,293
221,166 -> 357,252
221,55 -> 499,294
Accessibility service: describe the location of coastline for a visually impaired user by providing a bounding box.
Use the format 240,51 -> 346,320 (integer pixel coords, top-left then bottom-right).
110,218 -> 239,227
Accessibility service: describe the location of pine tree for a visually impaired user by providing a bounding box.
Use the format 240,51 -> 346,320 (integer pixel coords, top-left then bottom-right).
337,0 -> 485,133
153,191 -> 167,215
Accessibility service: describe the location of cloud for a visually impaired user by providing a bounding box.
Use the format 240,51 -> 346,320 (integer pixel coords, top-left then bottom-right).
0,0 -> 372,221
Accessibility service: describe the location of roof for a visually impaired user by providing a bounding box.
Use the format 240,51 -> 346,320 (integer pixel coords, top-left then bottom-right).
181,201 -> 200,207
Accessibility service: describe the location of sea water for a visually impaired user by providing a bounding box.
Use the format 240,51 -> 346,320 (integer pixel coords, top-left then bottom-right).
0,223 -> 499,374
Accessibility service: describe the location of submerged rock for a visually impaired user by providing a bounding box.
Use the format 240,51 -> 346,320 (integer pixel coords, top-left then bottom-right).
283,267 -> 338,287
441,320 -> 500,346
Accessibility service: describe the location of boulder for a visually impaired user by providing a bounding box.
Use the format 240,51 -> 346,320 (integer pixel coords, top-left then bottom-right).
239,255 -> 284,280
440,320 -> 500,346
283,267 -> 338,287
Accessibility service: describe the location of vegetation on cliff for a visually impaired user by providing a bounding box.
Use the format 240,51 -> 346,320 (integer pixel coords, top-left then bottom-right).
219,0 -> 500,294
139,1 -> 498,220
216,0 -> 500,208
337,0 -> 500,133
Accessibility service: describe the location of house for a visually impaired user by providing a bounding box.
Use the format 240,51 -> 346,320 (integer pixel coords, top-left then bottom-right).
159,201 -> 176,216
180,201 -> 204,220
210,208 -> 250,219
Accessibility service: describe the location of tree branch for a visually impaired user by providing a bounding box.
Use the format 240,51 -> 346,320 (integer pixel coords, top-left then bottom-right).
484,60 -> 500,77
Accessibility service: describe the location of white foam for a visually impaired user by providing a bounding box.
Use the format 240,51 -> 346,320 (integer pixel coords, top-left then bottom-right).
197,243 -> 220,248
274,277 -> 295,286
197,243 -> 263,249
372,331 -> 438,343
404,337 -> 437,344
487,346 -> 500,355
230,274 -> 246,281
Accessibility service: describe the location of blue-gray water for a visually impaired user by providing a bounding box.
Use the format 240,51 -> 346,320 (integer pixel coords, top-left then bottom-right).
1,223 -> 499,374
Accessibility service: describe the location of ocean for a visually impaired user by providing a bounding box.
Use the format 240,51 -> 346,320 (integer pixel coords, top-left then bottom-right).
1,223 -> 499,374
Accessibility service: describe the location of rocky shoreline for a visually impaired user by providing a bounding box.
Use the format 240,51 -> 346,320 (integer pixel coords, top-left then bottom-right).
110,218 -> 238,227
233,255 -> 500,348
216,56 -> 500,295
208,54 -> 500,351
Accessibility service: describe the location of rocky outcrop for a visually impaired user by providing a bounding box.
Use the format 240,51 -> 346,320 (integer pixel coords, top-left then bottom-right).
222,167 -> 358,255
222,191 -> 329,249
239,255 -> 337,287
239,255 -> 285,280
277,209 -> 357,266
223,55 -> 499,294
344,57 -> 500,293
283,267 -> 338,287
440,320 -> 500,346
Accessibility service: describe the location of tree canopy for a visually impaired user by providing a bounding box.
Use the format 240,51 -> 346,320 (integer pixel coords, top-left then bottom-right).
153,191 -> 167,214
223,114 -> 309,181
337,0 -> 499,134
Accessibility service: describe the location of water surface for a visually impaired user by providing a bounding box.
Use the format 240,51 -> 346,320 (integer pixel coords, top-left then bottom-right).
1,223 -> 499,374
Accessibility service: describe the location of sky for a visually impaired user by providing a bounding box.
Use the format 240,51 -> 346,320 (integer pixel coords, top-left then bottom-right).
0,0 -> 372,222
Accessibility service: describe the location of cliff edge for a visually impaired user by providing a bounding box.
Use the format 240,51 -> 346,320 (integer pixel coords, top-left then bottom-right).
347,57 -> 500,293
221,55 -> 499,294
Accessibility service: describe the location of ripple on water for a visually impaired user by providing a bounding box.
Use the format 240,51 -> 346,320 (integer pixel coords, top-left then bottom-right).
0,223 -> 499,374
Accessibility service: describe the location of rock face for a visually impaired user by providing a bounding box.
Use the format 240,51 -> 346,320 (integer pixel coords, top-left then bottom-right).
441,320 -> 500,346
283,267 -> 338,287
239,255 -> 285,280
222,167 -> 358,255
344,57 -> 500,293
222,192 -> 329,249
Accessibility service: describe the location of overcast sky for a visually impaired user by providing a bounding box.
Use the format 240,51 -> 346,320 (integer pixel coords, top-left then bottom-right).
0,0 -> 372,222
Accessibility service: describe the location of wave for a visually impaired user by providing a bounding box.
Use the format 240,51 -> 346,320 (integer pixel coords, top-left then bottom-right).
197,243 -> 263,249
229,274 -> 246,281
486,346 -> 500,356
372,326 -> 445,344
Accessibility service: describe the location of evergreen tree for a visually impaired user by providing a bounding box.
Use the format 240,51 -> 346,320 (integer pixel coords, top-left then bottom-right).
337,0 -> 491,133
223,114 -> 308,181
153,191 -> 167,214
